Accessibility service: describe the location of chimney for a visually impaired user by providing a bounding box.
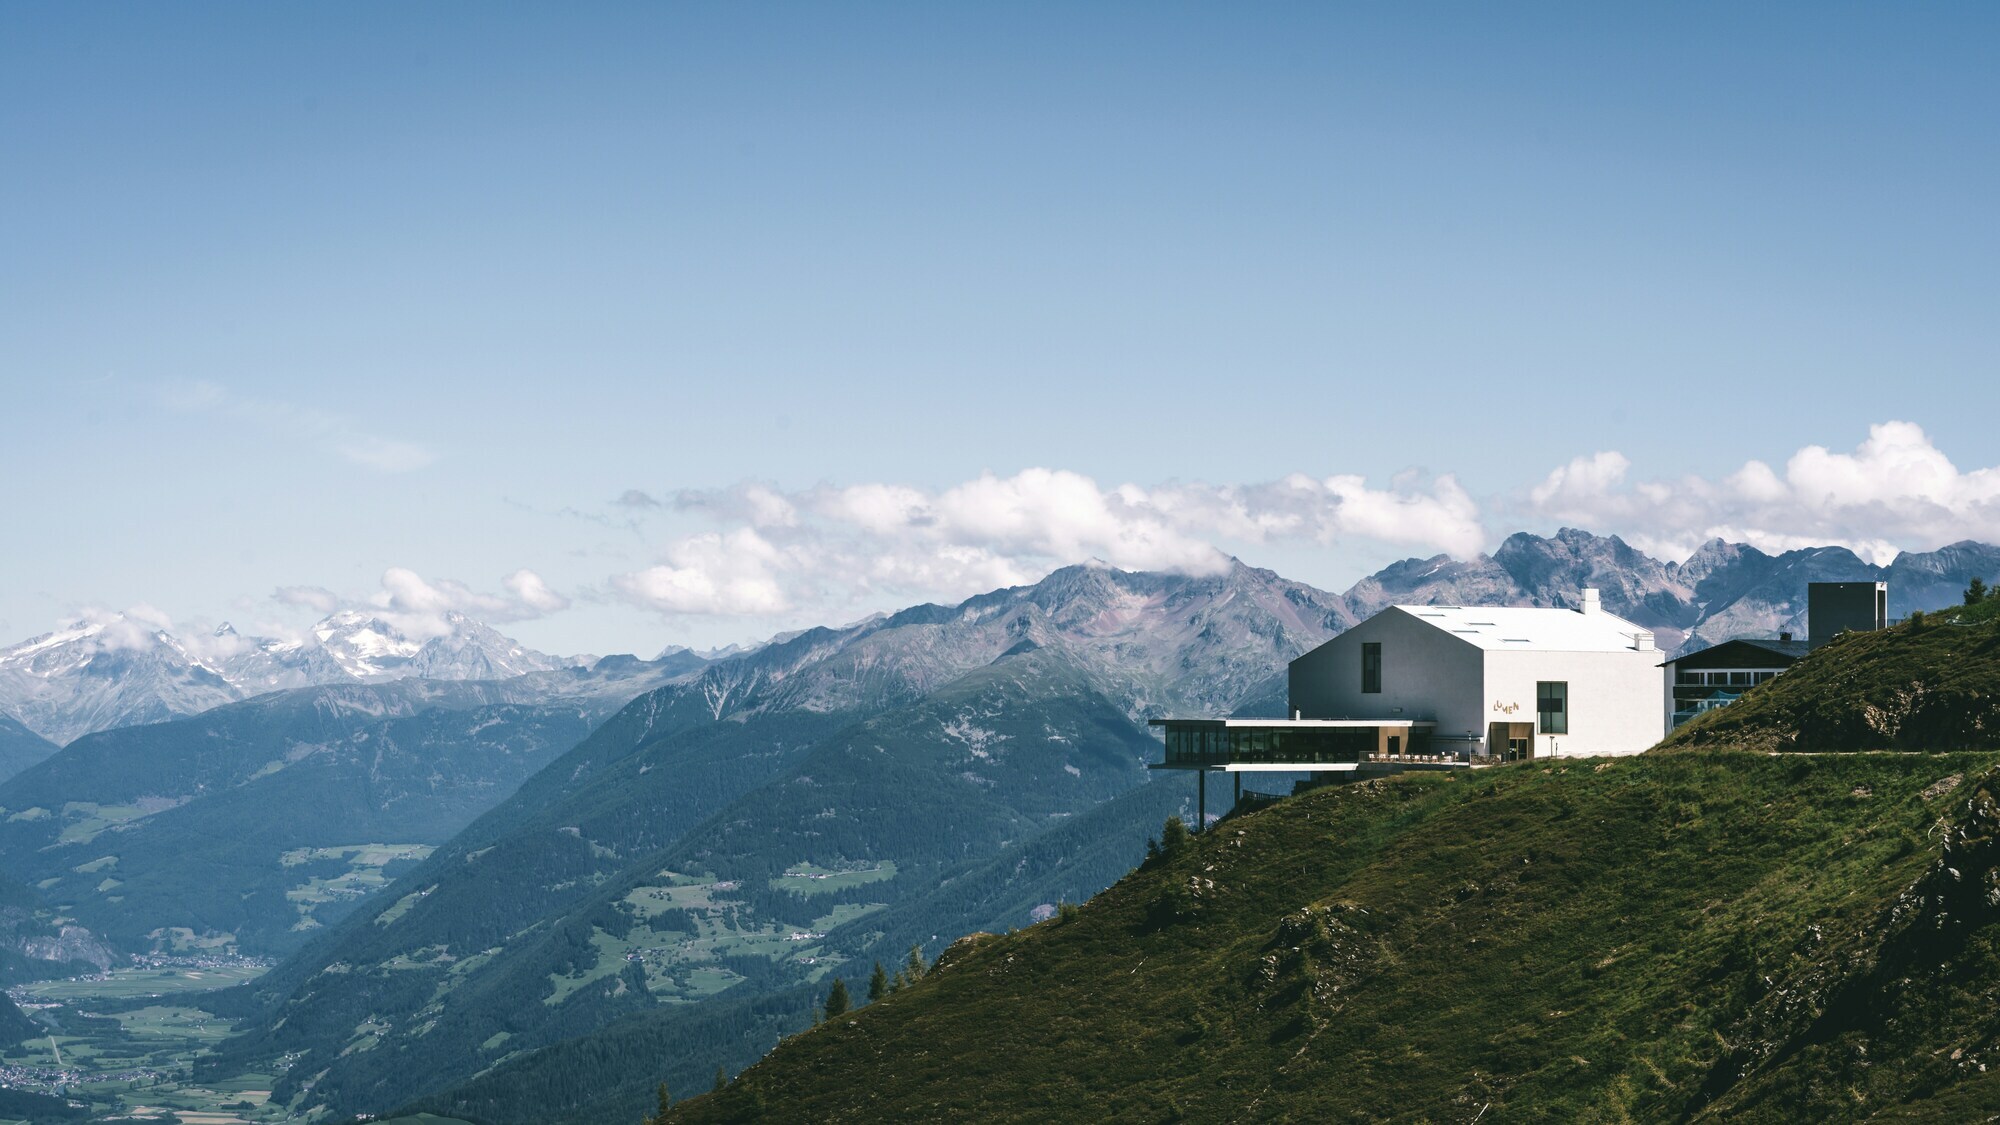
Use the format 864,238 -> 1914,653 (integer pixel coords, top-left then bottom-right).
1779,631 -> 1792,642
1580,587 -> 1601,614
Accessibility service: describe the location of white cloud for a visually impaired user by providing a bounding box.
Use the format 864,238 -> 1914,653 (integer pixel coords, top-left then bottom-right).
611,466 -> 1488,619
161,380 -> 439,473
262,568 -> 574,639
612,529 -> 794,616
504,569 -> 572,614
1521,421 -> 2000,563
273,585 -> 341,614
92,605 -> 172,652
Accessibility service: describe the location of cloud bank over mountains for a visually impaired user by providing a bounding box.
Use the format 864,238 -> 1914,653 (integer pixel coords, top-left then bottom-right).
1525,422 -> 2000,566
607,422 -> 2000,621
22,422 -> 1998,649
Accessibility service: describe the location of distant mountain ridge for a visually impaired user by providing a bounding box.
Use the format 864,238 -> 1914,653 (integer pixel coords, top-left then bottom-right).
0,609 -> 605,745
1337,529 -> 2000,656
7,531 -> 1993,745
0,655 -> 707,957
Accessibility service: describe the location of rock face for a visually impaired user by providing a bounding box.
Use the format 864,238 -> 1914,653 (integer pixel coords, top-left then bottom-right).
1340,530 -> 2000,656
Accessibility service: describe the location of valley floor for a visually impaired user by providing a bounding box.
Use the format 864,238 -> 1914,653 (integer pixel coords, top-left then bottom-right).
4,962 -> 282,1124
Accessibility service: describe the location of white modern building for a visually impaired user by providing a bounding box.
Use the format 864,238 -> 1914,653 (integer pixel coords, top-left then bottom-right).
1289,588 -> 1664,759
1152,589 -> 1667,824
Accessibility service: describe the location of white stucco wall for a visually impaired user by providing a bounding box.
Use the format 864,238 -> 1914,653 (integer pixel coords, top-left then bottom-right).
1288,608 -> 1484,731
1481,648 -> 1666,757
1288,606 -> 1670,757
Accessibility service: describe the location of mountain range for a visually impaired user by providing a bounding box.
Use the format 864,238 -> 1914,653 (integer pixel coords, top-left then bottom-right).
0,656 -> 709,959
8,531 -> 1994,749
659,608 -> 2000,1123
0,609 -> 591,745
6,528 -> 2000,1122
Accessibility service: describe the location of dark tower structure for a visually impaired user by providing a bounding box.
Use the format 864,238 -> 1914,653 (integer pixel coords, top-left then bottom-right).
1808,581 -> 1888,648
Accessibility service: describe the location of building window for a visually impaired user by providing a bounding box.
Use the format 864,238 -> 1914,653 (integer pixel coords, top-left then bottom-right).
1537,681 -> 1567,735
1361,642 -> 1381,694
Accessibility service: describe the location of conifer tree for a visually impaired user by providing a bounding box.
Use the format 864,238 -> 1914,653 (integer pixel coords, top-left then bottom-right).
640,1080 -> 669,1124
825,977 -> 850,1018
868,960 -> 889,1002
713,1065 -> 728,1093
904,942 -> 927,983
1968,577 -> 1989,605
1161,815 -> 1191,856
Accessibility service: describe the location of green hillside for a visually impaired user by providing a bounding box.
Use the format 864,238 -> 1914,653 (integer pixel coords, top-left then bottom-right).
1660,607 -> 2000,752
667,750 -> 2000,1122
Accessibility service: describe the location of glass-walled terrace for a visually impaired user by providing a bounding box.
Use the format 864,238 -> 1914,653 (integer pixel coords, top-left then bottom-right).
1670,669 -> 1779,729
1157,722 -> 1427,766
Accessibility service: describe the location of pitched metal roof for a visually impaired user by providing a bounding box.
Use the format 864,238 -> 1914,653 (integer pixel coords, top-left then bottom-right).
1391,604 -> 1657,653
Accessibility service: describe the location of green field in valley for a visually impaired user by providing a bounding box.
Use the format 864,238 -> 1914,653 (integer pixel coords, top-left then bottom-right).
3,963 -> 294,1124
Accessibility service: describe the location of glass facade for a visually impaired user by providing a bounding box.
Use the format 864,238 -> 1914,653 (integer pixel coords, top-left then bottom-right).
1669,669 -> 1778,728
1536,681 -> 1568,735
1158,723 -> 1421,766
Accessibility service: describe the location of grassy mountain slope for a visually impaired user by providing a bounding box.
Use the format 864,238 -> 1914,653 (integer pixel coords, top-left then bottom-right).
0,713 -> 57,783
1661,608 -> 2000,753
670,751 -> 2000,1122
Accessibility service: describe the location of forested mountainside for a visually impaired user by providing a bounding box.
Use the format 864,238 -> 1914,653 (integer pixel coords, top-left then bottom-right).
0,676 -> 674,957
651,609 -> 2000,1123
0,713 -> 56,783
197,561 -> 1334,1120
0,869 -> 112,986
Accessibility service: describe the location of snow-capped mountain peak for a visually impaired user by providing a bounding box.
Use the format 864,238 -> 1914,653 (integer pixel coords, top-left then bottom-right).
0,609 -> 578,743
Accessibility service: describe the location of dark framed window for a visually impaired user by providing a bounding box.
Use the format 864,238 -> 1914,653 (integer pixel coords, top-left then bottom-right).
1537,681 -> 1567,735
1361,642 -> 1382,694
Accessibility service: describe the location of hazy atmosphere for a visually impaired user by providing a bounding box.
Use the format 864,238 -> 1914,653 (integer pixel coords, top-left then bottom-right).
9,3 -> 1997,654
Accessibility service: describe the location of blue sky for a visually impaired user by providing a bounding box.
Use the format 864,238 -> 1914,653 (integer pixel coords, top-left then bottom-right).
5,3 -> 1997,655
